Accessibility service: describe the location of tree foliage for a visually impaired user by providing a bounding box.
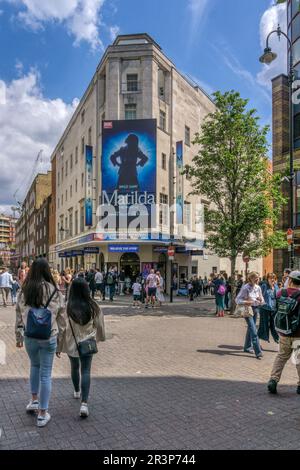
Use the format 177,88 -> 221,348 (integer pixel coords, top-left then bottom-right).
184,91 -> 287,267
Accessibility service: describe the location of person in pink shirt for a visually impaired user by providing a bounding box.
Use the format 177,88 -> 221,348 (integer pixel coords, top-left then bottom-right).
145,269 -> 159,308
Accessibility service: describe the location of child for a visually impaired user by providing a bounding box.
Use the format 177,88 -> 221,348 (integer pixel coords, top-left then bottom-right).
11,276 -> 20,305
132,278 -> 142,307
57,278 -> 105,418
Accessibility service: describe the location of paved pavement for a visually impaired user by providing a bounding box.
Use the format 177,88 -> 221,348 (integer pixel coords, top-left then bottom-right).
1,295 -> 300,450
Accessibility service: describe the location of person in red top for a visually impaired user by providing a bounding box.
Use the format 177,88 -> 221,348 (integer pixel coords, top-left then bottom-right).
268,270 -> 300,395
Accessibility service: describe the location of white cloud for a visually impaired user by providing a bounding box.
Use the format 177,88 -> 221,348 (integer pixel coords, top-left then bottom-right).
212,43 -> 272,105
188,0 -> 209,17
187,0 -> 211,43
257,2 -> 287,88
109,25 -> 119,42
0,69 -> 78,208
3,0 -> 110,49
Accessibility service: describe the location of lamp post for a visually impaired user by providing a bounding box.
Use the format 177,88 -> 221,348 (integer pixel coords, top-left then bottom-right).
259,25 -> 296,269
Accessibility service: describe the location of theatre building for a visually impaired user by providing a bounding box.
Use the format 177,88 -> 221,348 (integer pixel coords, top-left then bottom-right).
49,33 -> 263,285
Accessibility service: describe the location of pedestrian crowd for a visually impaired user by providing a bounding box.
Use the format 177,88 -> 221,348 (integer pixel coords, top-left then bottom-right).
1,258 -> 300,429
210,268 -> 300,396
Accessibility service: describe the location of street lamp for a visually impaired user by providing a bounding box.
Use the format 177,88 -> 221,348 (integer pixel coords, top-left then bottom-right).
260,25 -> 297,269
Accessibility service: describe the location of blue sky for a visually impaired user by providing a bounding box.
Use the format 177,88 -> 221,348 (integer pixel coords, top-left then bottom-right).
0,0 -> 286,211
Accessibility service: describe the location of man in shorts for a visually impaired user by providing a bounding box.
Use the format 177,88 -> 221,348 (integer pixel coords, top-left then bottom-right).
146,269 -> 159,308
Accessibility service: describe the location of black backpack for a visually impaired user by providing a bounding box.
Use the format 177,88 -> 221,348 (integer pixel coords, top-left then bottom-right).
274,289 -> 300,336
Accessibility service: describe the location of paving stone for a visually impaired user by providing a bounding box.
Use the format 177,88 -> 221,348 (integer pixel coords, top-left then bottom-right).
1,299 -> 300,449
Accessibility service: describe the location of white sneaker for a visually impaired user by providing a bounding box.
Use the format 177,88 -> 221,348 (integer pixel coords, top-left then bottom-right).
37,412 -> 51,427
73,391 -> 81,399
26,400 -> 39,413
80,403 -> 89,418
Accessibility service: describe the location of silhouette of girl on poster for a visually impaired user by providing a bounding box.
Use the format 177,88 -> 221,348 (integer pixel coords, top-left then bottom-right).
110,134 -> 148,192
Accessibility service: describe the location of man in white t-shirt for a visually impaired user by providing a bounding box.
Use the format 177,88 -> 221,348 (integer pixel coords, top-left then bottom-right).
132,279 -> 142,307
0,268 -> 13,307
94,269 -> 104,299
145,269 -> 159,308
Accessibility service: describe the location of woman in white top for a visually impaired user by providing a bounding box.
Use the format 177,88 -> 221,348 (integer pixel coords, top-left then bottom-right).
57,277 -> 105,418
236,271 -> 265,359
156,271 -> 165,306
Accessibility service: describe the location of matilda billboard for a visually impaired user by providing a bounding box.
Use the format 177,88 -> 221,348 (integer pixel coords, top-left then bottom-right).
101,119 -> 156,202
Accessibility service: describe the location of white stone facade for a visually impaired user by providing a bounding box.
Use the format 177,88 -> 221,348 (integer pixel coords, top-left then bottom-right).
50,34 -> 263,282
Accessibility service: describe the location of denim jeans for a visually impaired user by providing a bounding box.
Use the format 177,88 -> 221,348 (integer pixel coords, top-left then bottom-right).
244,307 -> 262,357
24,335 -> 57,410
69,355 -> 93,403
109,285 -> 115,300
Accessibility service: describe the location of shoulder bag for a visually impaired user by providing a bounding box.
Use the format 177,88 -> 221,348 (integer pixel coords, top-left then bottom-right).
234,304 -> 253,319
68,316 -> 98,357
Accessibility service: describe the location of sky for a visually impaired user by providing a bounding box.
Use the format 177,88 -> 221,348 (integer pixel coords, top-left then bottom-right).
0,0 -> 287,214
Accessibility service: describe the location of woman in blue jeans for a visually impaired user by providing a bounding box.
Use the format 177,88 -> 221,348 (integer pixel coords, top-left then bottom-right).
57,278 -> 105,418
236,272 -> 265,360
15,258 -> 66,427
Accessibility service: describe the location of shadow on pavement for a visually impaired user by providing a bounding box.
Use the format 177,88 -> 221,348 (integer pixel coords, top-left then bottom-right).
1,376 -> 300,450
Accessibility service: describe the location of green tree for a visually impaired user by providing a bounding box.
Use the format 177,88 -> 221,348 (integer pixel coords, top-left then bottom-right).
184,91 -> 287,299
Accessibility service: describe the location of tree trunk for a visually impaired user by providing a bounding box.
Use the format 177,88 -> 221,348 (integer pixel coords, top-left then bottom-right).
230,256 -> 237,314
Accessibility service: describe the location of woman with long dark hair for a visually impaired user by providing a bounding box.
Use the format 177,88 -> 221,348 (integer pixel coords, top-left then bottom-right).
57,278 -> 105,418
15,258 -> 65,427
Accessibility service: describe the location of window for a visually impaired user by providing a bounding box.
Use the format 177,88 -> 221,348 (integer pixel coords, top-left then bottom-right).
81,136 -> 85,156
75,179 -> 78,192
162,153 -> 167,170
65,161 -> 68,177
75,146 -> 78,164
65,190 -> 68,202
61,166 -> 64,182
184,202 -> 192,231
160,193 -> 168,205
70,154 -> 73,171
81,173 -> 84,188
75,210 -> 78,235
159,193 -> 169,226
293,0 -> 300,19
127,74 -> 138,92
159,110 -> 166,131
294,37 -> 300,65
80,206 -> 84,232
125,104 -> 137,120
88,127 -> 92,146
158,69 -> 166,100
192,266 -> 198,275
185,126 -> 191,146
61,194 -> 64,206
58,172 -> 60,186
295,113 -> 300,140
65,217 -> 68,235
69,212 -> 73,237
81,109 -> 85,124
70,185 -> 72,198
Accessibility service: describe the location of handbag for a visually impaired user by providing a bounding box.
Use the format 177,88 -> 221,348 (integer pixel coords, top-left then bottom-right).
68,317 -> 98,357
234,304 -> 253,319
